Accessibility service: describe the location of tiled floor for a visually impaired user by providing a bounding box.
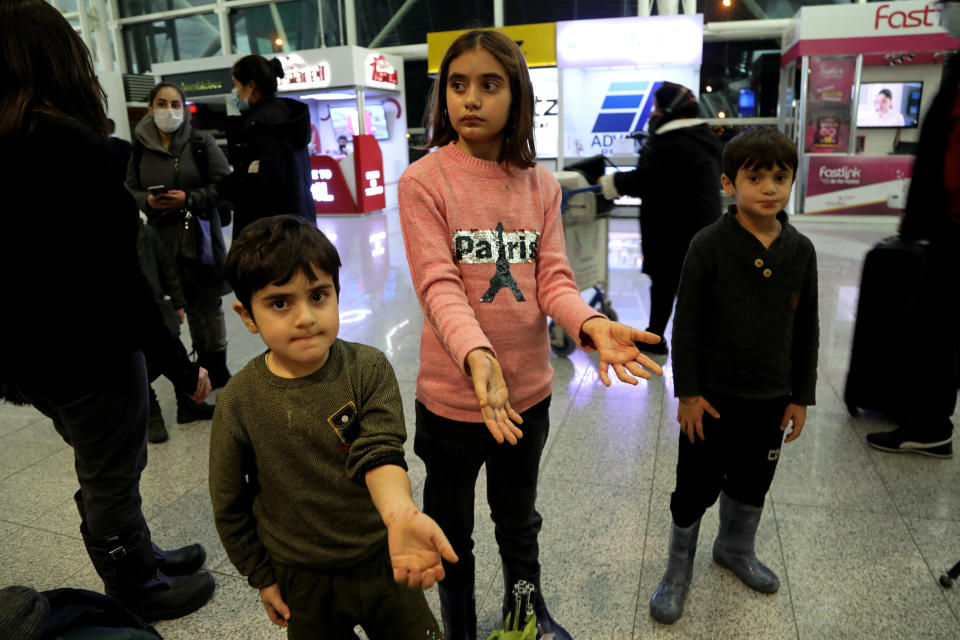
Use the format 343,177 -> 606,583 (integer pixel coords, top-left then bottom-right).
2,210 -> 958,639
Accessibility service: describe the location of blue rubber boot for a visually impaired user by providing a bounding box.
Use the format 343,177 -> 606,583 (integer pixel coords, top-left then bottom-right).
712,491 -> 779,593
501,567 -> 572,640
649,518 -> 700,624
438,583 -> 477,640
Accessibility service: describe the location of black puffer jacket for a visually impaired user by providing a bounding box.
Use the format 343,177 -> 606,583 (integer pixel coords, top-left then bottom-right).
220,96 -> 315,238
613,119 -> 722,279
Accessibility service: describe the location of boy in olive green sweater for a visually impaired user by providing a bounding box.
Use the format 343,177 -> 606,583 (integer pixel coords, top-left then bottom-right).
210,215 -> 456,639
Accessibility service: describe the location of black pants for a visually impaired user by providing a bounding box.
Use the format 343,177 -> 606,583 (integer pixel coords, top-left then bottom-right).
905,237 -> 959,440
16,351 -> 149,538
414,396 -> 551,592
274,546 -> 440,640
670,392 -> 789,528
647,266 -> 683,336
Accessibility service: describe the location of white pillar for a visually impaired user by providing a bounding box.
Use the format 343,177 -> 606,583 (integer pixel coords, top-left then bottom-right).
345,0 -> 357,46
657,0 -> 680,16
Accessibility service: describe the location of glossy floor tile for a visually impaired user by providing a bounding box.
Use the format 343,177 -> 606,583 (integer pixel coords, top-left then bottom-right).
1,210 -> 959,639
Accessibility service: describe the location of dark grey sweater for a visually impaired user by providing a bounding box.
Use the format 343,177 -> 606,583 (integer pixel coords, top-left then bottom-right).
672,209 -> 819,405
209,339 -> 408,589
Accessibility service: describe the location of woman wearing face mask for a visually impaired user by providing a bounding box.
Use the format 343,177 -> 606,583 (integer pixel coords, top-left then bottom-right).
218,55 -> 315,239
126,82 -> 234,428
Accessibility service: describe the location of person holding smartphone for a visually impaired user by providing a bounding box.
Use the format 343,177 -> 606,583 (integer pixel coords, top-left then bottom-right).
126,82 -> 235,412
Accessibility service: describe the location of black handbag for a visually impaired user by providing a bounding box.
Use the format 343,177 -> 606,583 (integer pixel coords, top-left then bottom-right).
178,210 -> 215,266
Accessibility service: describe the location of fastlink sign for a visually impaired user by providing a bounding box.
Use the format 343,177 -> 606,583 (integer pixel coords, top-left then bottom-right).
277,54 -> 332,91
782,1 -> 960,64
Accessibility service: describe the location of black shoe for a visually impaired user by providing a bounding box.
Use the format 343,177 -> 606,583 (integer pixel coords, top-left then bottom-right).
438,583 -> 477,640
502,568 -> 572,640
866,428 -> 953,458
81,519 -> 216,622
153,541 -> 206,576
197,348 -> 231,390
175,390 -> 215,424
635,334 -> 668,356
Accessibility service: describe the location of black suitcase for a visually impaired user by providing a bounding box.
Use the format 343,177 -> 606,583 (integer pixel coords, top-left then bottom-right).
844,236 -> 928,418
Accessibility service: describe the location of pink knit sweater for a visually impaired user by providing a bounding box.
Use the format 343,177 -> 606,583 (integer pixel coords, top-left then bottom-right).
398,142 -> 603,422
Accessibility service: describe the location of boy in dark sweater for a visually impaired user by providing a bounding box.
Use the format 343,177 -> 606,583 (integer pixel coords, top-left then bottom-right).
650,127 -> 819,624
210,215 -> 456,639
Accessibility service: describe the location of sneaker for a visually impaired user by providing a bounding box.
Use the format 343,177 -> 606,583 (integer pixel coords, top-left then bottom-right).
866,428 -> 953,458
635,338 -> 668,356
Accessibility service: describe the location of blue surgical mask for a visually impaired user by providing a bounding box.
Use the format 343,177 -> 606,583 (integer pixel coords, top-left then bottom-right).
231,87 -> 249,113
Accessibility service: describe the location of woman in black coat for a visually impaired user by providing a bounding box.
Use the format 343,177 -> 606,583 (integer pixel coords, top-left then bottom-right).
219,55 -> 315,238
0,0 -> 214,622
599,82 -> 722,355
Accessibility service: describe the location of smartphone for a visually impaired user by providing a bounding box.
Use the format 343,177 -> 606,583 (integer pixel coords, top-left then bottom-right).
148,185 -> 169,196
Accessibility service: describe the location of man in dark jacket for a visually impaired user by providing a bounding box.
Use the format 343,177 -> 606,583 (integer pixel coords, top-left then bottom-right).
599,82 -> 723,355
866,41 -> 960,458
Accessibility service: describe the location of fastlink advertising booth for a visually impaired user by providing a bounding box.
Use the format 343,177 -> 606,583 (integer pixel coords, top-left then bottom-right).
154,45 -> 407,215
780,0 -> 960,215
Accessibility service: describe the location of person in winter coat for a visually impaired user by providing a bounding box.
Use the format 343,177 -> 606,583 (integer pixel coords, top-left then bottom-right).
126,82 -> 234,399
598,82 -> 723,356
866,38 -> 960,458
219,54 -> 316,238
0,0 -> 215,622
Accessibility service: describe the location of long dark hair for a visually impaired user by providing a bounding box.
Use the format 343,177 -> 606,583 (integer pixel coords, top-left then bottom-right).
232,55 -> 285,99
0,0 -> 107,137
423,30 -> 536,170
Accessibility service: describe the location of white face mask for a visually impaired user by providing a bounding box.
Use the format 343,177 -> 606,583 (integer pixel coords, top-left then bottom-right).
153,108 -> 184,133
942,2 -> 960,39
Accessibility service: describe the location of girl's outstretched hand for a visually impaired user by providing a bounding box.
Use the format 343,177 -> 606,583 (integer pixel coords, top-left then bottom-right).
387,508 -> 459,589
466,349 -> 524,444
580,318 -> 664,386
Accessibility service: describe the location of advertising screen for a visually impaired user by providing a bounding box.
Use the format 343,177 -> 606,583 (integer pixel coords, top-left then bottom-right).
329,104 -> 390,140
856,82 -> 922,128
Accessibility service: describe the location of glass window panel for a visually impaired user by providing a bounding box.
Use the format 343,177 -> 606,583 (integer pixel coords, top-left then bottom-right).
231,0 -> 333,56
699,40 -> 780,118
505,0 -> 637,24
56,0 -> 80,13
118,0 -> 213,19
356,0 -> 493,48
123,12 -> 219,74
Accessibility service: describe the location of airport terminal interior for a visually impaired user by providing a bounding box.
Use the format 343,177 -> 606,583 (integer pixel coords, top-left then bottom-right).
4,0 -> 960,638
1,211 -> 958,639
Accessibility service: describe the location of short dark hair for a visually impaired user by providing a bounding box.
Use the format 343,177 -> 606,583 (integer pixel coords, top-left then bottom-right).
422,29 -> 536,170
0,0 -> 107,137
147,82 -> 186,107
722,127 -> 798,182
232,55 -> 285,98
878,88 -> 893,100
226,215 -> 341,315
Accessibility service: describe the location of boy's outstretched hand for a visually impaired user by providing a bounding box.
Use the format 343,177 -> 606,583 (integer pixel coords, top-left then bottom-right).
780,403 -> 807,443
467,348 -> 524,444
259,583 -> 291,627
580,318 -> 664,386
387,508 -> 459,589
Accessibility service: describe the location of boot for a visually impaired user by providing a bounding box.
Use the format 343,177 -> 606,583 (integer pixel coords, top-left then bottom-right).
80,516 -> 216,622
712,491 -> 779,593
74,490 -> 205,577
175,390 -> 215,424
147,386 -> 168,444
438,583 -> 477,640
650,518 -> 700,624
502,566 -> 572,640
197,348 -> 231,390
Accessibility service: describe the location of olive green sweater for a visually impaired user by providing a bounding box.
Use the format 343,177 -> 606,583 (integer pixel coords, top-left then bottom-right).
209,339 -> 408,588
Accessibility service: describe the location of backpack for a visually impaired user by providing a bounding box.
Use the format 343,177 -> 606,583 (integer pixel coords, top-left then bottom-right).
132,130 -> 233,227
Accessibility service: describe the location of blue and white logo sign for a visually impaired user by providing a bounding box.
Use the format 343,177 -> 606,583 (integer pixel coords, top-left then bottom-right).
591,80 -> 662,133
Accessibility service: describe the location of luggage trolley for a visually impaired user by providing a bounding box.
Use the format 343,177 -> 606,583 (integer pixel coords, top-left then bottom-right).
548,167 -> 616,356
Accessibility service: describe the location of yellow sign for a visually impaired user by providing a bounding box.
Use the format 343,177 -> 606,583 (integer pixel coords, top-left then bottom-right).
427,23 -> 556,73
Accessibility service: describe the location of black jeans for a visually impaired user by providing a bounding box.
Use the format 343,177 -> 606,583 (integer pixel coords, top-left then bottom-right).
670,392 -> 789,528
414,396 -> 551,592
16,351 -> 150,538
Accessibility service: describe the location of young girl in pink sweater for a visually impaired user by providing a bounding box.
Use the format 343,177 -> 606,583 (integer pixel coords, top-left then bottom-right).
398,30 -> 663,640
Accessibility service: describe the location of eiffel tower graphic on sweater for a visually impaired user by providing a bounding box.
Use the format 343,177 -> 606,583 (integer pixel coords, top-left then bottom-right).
480,221 -> 525,303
